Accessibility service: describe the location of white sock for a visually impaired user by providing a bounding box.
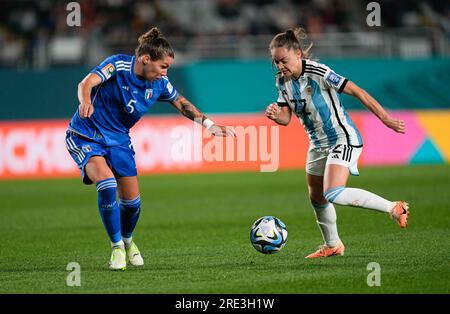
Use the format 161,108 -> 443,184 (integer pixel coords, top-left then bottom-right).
325,186 -> 395,213
111,239 -> 125,248
122,237 -> 133,248
311,201 -> 340,247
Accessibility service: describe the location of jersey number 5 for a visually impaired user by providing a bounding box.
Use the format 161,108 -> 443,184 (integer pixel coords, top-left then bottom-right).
125,99 -> 136,114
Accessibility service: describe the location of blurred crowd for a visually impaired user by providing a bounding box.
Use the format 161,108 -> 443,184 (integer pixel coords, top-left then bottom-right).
0,0 -> 449,67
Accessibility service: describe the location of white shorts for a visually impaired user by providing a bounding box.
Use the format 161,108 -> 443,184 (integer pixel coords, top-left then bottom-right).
306,144 -> 363,177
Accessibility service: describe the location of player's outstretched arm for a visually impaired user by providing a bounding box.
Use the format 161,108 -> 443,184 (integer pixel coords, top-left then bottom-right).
265,103 -> 292,126
343,81 -> 405,134
78,73 -> 102,118
170,94 -> 235,137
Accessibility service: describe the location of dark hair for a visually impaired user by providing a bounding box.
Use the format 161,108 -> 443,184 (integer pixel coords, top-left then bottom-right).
269,27 -> 312,59
135,27 -> 174,60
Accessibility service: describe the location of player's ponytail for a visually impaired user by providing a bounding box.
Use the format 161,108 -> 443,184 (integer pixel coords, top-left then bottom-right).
135,27 -> 174,60
269,27 -> 313,59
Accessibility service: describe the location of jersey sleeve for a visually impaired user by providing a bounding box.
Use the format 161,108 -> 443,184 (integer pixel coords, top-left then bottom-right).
276,89 -> 289,106
158,77 -> 178,102
323,68 -> 348,93
304,60 -> 348,93
275,73 -> 288,106
90,55 -> 118,83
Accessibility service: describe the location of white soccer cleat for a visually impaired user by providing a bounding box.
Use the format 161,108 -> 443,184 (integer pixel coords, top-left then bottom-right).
109,246 -> 126,271
126,242 -> 144,266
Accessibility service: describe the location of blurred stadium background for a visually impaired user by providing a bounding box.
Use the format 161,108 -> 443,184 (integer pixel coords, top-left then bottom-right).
1,0 -> 449,178
0,0 -> 449,294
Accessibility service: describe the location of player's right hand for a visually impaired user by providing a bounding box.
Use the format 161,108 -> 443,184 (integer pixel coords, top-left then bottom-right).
209,125 -> 236,137
79,102 -> 94,118
382,116 -> 406,134
265,103 -> 280,121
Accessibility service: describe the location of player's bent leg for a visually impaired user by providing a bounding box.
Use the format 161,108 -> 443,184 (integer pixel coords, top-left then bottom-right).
117,176 -> 144,266
305,173 -> 344,259
323,164 -> 410,228
85,156 -> 115,183
86,157 -> 126,270
323,164 -> 350,194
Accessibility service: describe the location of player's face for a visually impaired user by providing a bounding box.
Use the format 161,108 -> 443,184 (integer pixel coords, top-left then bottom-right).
143,55 -> 174,81
271,47 -> 302,79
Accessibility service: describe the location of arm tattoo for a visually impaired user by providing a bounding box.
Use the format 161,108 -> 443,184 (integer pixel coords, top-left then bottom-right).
173,95 -> 205,122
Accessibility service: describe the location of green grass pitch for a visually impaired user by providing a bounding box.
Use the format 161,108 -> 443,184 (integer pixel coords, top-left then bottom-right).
0,164 -> 449,294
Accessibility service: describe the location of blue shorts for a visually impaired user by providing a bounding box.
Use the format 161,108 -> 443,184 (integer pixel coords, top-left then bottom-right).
65,131 -> 137,184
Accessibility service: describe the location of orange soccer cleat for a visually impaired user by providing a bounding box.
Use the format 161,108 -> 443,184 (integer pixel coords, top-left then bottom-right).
305,240 -> 345,259
390,201 -> 410,228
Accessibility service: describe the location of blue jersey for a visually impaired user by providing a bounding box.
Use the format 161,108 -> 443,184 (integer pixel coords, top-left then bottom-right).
68,54 -> 178,146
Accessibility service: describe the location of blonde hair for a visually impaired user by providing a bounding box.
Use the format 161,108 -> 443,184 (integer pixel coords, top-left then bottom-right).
135,27 -> 174,60
269,27 -> 313,59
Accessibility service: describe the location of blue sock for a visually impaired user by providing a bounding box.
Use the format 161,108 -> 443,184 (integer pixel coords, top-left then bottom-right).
96,178 -> 121,243
120,195 -> 141,239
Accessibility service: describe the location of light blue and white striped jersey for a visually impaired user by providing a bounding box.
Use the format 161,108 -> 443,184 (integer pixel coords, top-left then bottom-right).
276,59 -> 363,149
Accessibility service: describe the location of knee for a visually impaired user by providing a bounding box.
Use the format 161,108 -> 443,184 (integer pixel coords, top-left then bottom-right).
86,157 -> 114,183
309,190 -> 327,206
323,186 -> 345,203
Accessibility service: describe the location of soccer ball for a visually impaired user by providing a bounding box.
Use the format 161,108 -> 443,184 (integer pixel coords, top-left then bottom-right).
250,216 -> 288,254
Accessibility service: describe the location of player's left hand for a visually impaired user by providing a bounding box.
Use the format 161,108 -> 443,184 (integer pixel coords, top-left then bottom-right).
209,125 -> 236,137
265,103 -> 281,121
383,116 -> 405,134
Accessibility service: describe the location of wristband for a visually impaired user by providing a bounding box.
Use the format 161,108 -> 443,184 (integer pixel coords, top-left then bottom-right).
202,118 -> 215,130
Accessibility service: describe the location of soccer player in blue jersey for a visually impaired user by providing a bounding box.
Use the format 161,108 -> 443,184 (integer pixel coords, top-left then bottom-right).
66,28 -> 234,270
264,28 -> 410,258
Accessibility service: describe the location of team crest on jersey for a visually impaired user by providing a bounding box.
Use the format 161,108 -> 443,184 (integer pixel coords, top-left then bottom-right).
82,145 -> 92,153
101,63 -> 115,79
145,89 -> 153,99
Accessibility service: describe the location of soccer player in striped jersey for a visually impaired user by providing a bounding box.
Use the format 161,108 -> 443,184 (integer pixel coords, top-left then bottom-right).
265,28 -> 410,258
66,28 -> 234,270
